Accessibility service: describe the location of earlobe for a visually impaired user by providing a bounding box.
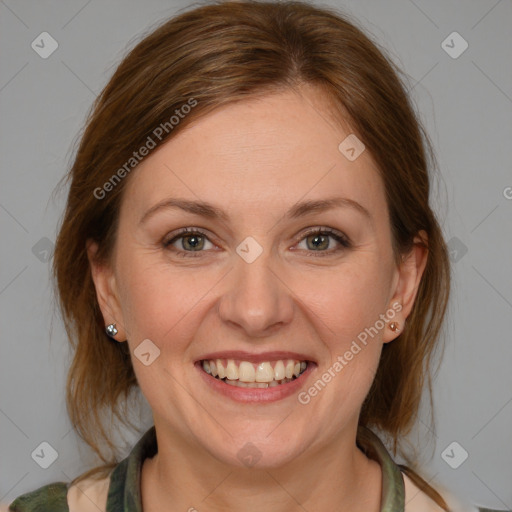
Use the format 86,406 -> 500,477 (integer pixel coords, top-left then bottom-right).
86,239 -> 127,342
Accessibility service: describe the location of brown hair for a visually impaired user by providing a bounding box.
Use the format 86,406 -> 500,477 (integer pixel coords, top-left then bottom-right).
53,0 -> 450,507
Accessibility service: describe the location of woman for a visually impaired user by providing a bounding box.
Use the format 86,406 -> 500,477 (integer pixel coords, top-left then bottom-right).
5,1 -> 502,511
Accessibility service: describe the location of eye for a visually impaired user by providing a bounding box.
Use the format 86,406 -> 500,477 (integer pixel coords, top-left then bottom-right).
162,226 -> 351,259
294,227 -> 351,256
162,227 -> 215,257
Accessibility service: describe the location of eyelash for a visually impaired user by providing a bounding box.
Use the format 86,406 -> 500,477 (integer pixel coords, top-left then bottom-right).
162,227 -> 351,258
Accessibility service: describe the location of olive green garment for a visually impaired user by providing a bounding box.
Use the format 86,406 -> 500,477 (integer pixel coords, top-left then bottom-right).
6,426 -> 507,512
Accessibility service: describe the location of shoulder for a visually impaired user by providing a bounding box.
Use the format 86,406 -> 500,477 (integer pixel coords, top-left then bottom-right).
402,471 -> 486,512
402,471 -> 447,512
66,475 -> 110,512
3,475 -> 110,512
4,482 -> 69,512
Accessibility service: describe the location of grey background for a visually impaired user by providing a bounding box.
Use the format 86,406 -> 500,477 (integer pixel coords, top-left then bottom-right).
1,0 -> 511,509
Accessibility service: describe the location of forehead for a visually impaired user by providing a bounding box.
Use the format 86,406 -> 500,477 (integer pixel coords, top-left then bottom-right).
122,86 -> 387,222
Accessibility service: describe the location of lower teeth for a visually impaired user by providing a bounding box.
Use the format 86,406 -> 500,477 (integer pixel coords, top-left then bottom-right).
216,376 -> 297,388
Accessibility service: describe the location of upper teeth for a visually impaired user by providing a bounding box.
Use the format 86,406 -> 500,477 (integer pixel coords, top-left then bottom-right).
202,359 -> 307,383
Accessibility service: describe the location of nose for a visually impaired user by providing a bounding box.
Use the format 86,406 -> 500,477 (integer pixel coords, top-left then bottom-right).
218,249 -> 294,338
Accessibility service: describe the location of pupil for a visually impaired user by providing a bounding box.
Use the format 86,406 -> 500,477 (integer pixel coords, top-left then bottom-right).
185,235 -> 202,250
310,234 -> 327,250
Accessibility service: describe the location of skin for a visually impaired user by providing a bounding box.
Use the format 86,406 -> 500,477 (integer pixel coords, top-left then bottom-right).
88,84 -> 428,512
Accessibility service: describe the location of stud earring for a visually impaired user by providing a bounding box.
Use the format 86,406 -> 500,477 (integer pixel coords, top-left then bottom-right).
105,323 -> 118,338
389,322 -> 400,332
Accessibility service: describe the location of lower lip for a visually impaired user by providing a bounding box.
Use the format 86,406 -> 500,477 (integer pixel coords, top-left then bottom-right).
195,361 -> 316,403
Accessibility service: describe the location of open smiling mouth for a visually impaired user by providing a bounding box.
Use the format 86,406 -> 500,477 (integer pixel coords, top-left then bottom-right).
200,359 -> 309,388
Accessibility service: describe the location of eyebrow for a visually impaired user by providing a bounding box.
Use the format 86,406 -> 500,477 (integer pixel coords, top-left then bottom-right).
139,196 -> 372,226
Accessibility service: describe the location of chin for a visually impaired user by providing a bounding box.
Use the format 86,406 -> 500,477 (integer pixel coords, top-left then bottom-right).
212,432 -> 310,470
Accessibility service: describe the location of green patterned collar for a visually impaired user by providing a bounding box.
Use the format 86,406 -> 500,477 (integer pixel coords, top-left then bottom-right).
105,425 -> 405,512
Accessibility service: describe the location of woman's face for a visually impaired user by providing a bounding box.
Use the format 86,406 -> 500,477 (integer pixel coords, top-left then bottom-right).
89,85 -> 425,469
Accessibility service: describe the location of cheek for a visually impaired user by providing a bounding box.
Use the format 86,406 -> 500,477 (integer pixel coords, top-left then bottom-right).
293,259 -> 390,399
295,259 -> 392,339
116,255 -> 213,353
116,231 -> 393,354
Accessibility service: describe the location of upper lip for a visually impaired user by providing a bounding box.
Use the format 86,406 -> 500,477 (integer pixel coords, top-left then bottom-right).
196,350 -> 316,364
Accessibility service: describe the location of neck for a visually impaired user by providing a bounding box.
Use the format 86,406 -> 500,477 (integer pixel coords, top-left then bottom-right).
141,422 -> 382,512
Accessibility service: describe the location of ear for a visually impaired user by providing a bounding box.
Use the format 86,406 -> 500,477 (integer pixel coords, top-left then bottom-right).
383,231 -> 428,343
86,239 -> 127,342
